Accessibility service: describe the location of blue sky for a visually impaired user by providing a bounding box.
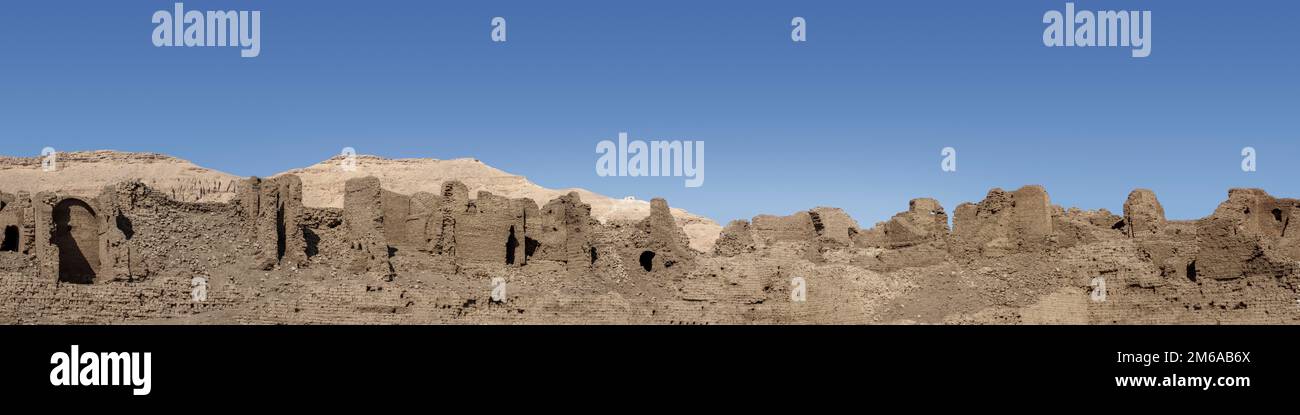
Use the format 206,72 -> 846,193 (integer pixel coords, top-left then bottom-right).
1,1 -> 1296,225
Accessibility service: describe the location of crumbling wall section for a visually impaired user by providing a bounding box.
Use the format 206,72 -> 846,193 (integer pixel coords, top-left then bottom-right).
381,190 -> 413,249
85,181 -> 247,283
32,192 -> 58,281
952,185 -> 1055,258
617,198 -> 695,278
15,192 -> 36,255
0,192 -> 32,254
404,192 -> 437,248
808,207 -> 860,248
713,220 -> 755,257
300,207 -> 346,264
856,198 -> 949,249
240,176 -> 308,270
96,183 -> 136,281
455,191 -> 532,266
344,177 -> 394,279
1123,189 -> 1166,237
751,212 -> 817,247
426,181 -> 469,257
1194,189 -> 1300,280
530,192 -> 599,273
740,207 -> 865,262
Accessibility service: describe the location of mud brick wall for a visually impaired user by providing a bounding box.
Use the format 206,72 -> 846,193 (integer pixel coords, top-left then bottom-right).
0,273 -> 248,324
6,172 -> 1300,325
344,177 -> 393,279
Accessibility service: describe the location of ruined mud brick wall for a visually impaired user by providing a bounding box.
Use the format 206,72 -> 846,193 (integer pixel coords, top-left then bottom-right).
299,207 -> 346,265
1,173 -> 723,324
1133,222 -> 1197,282
238,175 -> 346,271
343,177 -> 394,279
225,274 -> 651,325
1123,189 -> 1194,283
951,185 -> 1054,258
675,251 -> 898,324
401,191 -> 437,248
0,271 -> 250,324
2,177 -> 307,324
1193,189 -> 1300,281
227,251 -> 881,325
1053,238 -> 1164,322
425,181 -> 469,257
453,191 -> 532,266
617,198 -> 695,278
1112,188 -> 1300,286
96,183 -> 136,281
972,187 -> 1300,324
0,180 -> 256,323
1081,238 -> 1300,325
381,189 -> 413,248
0,192 -> 38,280
734,207 -> 861,262
583,220 -> 636,282
750,211 -> 817,248
16,192 -> 107,284
1123,189 -> 1166,237
8,170 -> 1300,325
808,207 -> 859,248
529,192 -> 601,274
0,192 -> 30,254
32,192 -> 56,281
17,192 -> 106,283
853,198 -> 952,271
352,178 -> 608,274
237,176 -> 308,270
97,181 -> 248,283
855,198 -> 948,249
717,200 -> 946,270
1051,206 -> 1120,249
713,220 -> 755,257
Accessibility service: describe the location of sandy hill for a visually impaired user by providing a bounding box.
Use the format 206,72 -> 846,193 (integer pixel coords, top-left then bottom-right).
0,151 -> 720,251
0,151 -> 240,203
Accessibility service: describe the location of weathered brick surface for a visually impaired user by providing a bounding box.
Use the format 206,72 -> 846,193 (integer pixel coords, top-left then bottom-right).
3,179 -> 1300,325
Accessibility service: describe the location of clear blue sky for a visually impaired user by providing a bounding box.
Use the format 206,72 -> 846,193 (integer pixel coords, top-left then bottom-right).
1,1 -> 1296,225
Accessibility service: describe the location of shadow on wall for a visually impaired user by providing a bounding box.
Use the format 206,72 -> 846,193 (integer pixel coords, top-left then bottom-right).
54,198 -> 98,284
506,225 -> 519,265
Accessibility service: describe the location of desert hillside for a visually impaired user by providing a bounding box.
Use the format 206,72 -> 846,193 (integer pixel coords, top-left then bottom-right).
0,151 -> 720,251
0,151 -> 241,204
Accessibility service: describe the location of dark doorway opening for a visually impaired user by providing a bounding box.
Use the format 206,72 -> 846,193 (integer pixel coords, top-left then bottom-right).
305,228 -> 321,258
639,251 -> 655,272
1,225 -> 17,252
54,199 -> 98,284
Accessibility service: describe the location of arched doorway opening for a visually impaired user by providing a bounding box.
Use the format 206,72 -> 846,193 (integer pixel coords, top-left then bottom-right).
53,198 -> 99,284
